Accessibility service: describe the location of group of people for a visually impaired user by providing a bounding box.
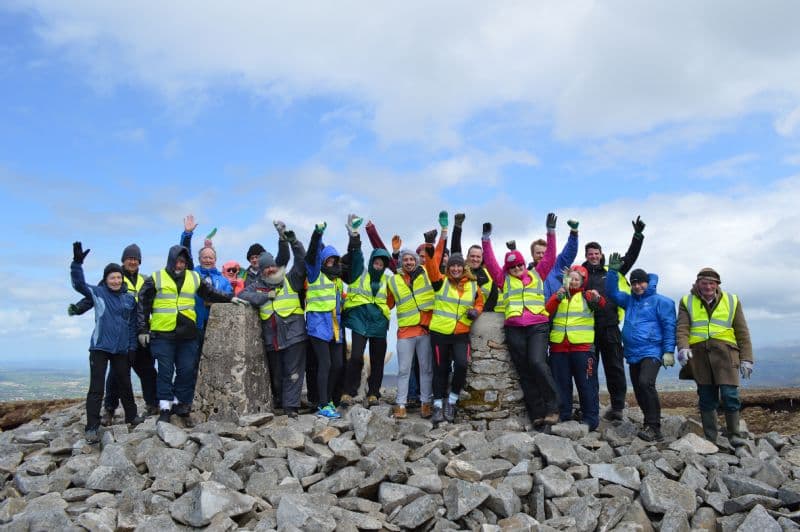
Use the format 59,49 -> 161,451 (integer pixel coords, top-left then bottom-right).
70,211 -> 755,447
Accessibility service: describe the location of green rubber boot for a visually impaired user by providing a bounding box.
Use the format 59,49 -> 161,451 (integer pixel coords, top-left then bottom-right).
700,410 -> 718,443
725,411 -> 747,448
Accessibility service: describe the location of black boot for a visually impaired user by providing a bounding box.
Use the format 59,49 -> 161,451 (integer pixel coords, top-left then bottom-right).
444,402 -> 456,423
725,411 -> 747,447
700,410 -> 718,443
158,409 -> 172,424
431,405 -> 444,425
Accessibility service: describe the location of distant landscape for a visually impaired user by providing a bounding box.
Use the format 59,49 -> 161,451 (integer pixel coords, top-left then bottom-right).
1,344 -> 797,401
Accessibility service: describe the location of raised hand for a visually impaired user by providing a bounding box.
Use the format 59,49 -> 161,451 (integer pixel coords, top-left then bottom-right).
391,235 -> 402,253
454,213 -> 465,228
315,222 -> 327,234
73,241 -> 90,264
284,230 -> 297,244
184,214 -> 198,233
632,215 -> 645,235
567,219 -> 579,231
423,229 -> 438,244
273,220 -> 286,239
506,240 -> 516,251
546,213 -> 557,230
438,210 -> 449,229
608,252 -> 623,272
482,222 -> 492,239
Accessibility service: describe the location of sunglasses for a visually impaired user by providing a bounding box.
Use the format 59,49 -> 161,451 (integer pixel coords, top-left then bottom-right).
509,263 -> 525,270
226,268 -> 240,274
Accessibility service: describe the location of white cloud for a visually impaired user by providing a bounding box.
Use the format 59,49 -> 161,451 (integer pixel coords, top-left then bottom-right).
693,153 -> 758,179
12,1 -> 800,146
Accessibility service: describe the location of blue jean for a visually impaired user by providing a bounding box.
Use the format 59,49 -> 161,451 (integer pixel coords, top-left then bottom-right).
697,384 -> 740,412
150,337 -> 199,404
550,350 -> 599,430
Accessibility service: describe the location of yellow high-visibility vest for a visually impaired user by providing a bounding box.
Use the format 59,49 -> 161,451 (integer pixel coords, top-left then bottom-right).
258,279 -> 304,320
149,269 -> 200,332
550,292 -> 595,344
306,274 -> 343,312
343,272 -> 390,320
607,266 -> 630,323
501,269 -> 548,320
429,280 -> 478,334
124,273 -> 145,302
683,292 -> 739,346
387,271 -> 434,327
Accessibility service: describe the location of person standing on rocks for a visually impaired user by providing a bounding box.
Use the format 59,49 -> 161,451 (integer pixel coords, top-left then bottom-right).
449,212 -> 499,313
582,216 -> 645,421
305,215 -> 364,419
70,242 -> 143,443
606,260 -> 676,442
137,243 -> 241,426
482,214 -> 561,427
547,265 -> 606,431
424,211 -> 484,424
676,267 -> 754,447
238,223 -> 308,418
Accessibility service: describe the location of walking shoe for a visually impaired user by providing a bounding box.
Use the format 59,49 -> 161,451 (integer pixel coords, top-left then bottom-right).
637,425 -> 664,442
145,404 -> 160,416
367,395 -> 379,407
127,416 -> 145,428
431,406 -> 444,425
286,408 -> 299,419
317,404 -> 341,419
85,428 -> 101,444
444,402 -> 456,423
158,409 -> 172,424
101,409 -> 115,427
339,394 -> 353,408
572,408 -> 583,422
393,405 -> 407,419
420,403 -> 433,419
407,398 -> 421,410
543,412 -> 560,425
603,409 -> 624,422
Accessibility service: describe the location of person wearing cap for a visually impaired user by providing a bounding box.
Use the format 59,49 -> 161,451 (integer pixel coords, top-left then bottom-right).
423,211 -> 484,424
70,242 -> 144,443
546,265 -> 606,431
241,242 -> 266,287
606,258 -> 676,442
238,224 -> 308,418
676,268 -> 754,447
482,213 -> 562,427
221,260 -> 245,295
137,242 -> 241,426
68,242 -> 159,422
582,216 -> 646,421
305,215 -> 364,419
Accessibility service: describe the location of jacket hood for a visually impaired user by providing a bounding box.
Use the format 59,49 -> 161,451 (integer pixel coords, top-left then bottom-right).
166,245 -> 191,272
221,260 -> 241,281
320,245 -> 340,263
369,248 -> 391,273
634,273 -> 659,299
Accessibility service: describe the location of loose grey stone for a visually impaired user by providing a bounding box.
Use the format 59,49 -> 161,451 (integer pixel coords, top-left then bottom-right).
589,463 -> 641,490
445,458 -> 482,481
444,478 -> 492,520
328,436 -> 362,465
379,482 -> 425,514
145,447 -> 194,480
551,421 -> 589,440
133,513 -> 187,532
76,507 -> 117,532
0,451 -> 23,475
269,426 -> 305,449
407,473 -> 443,493
86,465 -> 146,492
287,448 -> 318,479
690,506 -> 718,530
721,472 -> 780,498
736,504 -> 781,532
534,465 -> 575,498
566,496 -> 601,532
669,432 -> 719,454
329,506 -> 383,530
754,460 -> 787,489
640,475 -> 697,515
238,412 -> 273,427
722,494 -> 783,514
596,496 -> 631,531
210,466 -> 244,491
659,508 -> 690,532
0,498 -> 27,524
157,421 -> 189,448
391,493 -> 439,529
678,463 -> 708,491
485,483 -> 521,518
535,433 -> 582,468
497,512 -> 540,531
308,465 -> 365,494
276,493 -> 337,532
170,480 -> 256,527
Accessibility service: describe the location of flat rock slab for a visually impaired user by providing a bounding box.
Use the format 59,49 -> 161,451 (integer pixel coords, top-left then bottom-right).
170,480 -> 255,527
669,432 -> 718,454
640,475 -> 697,515
589,463 -> 641,490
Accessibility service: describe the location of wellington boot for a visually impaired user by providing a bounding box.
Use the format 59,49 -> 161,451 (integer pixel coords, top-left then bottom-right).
725,410 -> 747,448
700,410 -> 718,443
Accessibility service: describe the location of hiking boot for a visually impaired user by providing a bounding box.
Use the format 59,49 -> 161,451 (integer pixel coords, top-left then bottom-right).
178,414 -> 195,428
173,403 -> 192,416
572,408 -> 583,422
700,410 -> 718,443
367,395 -> 380,407
127,416 -> 145,428
316,403 -> 341,419
393,405 -> 407,419
407,398 -> 421,410
444,402 -> 456,423
145,404 -> 160,416
420,403 -> 433,419
101,409 -> 115,427
543,412 -> 560,425
85,428 -> 100,444
286,408 -> 299,419
339,394 -> 353,408
724,411 -> 747,448
637,425 -> 664,442
603,409 -> 624,422
431,406 -> 444,425
158,409 -> 172,424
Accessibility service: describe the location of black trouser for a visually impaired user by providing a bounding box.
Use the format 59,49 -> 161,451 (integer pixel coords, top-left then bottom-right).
266,349 -> 284,407
269,342 -> 306,409
343,332 -> 387,398
594,325 -> 627,411
104,345 -> 157,410
305,339 -> 318,405
629,357 -> 661,429
431,340 -> 469,400
505,323 -> 560,417
87,350 -> 137,430
309,337 -> 344,407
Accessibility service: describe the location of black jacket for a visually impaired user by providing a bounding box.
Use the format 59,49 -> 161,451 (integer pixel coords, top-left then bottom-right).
582,233 -> 643,328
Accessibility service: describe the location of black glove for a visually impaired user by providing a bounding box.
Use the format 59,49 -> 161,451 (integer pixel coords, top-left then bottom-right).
423,229 -> 438,244
284,230 -> 297,244
73,241 -> 90,264
506,240 -> 516,251
546,213 -> 557,230
454,213 -> 465,228
67,304 -> 78,316
482,223 -> 492,239
127,350 -> 137,366
466,308 -> 479,320
632,215 -> 645,235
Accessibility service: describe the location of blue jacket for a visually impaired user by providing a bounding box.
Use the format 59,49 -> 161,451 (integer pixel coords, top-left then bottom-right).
71,262 -> 137,354
543,231 -> 578,300
180,230 -> 233,330
606,270 -> 676,364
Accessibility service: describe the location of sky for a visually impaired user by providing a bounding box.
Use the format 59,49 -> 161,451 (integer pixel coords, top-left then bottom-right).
1,1 -> 800,367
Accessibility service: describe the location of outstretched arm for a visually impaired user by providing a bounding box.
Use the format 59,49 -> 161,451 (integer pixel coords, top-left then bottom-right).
619,216 -> 645,275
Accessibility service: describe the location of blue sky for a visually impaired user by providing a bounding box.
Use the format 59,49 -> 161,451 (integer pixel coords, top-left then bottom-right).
2,2 -> 800,366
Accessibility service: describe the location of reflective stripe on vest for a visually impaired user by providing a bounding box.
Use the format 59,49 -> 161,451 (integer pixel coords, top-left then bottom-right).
429,280 -> 478,334
124,274 -> 145,302
259,279 -> 304,320
343,272 -> 390,320
387,271 -> 434,327
150,269 -> 200,331
306,274 -> 343,312
549,292 -> 595,344
606,266 -> 630,323
683,292 -> 738,346
501,269 -> 548,320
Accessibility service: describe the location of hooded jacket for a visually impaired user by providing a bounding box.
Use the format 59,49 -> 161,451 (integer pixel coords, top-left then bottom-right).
606,270 -> 676,364
71,261 -> 137,354
343,247 -> 393,338
137,245 -> 232,339
546,266 -> 606,352
582,232 -> 643,328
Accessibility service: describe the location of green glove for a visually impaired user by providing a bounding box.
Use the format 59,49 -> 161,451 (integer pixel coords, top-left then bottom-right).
662,353 -> 675,368
315,222 -> 327,234
67,304 -> 78,316
438,210 -> 448,229
567,219 -> 579,231
608,252 -> 622,272
284,230 -> 297,244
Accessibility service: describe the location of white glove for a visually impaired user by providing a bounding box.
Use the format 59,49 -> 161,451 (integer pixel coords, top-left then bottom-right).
740,360 -> 753,379
677,348 -> 692,367
345,213 -> 363,236
231,297 -> 250,306
662,353 -> 675,368
138,333 -> 150,347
